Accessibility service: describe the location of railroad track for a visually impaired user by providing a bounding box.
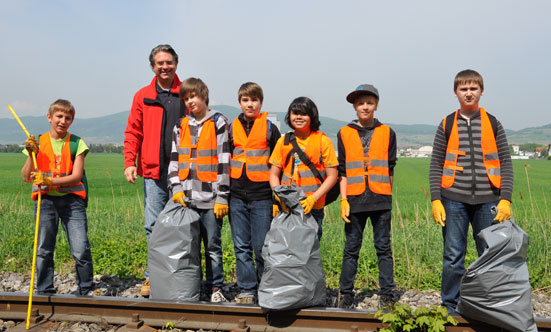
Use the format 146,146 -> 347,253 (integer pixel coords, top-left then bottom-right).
1,292 -> 550,332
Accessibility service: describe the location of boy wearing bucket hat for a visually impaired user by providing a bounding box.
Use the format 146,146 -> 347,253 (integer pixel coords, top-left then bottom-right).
337,84 -> 399,309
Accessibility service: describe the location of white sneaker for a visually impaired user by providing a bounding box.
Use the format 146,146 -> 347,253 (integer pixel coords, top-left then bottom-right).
210,289 -> 228,303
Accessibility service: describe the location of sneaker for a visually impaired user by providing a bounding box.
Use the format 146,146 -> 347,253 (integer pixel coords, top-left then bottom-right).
236,291 -> 256,304
379,295 -> 396,310
140,278 -> 150,298
337,293 -> 355,309
210,288 -> 228,303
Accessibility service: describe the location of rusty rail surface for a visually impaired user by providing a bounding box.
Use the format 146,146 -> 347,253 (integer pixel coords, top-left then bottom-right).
1,292 -> 550,332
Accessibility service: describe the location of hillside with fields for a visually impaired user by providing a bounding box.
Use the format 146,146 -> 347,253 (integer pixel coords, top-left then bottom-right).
1,107 -> 549,147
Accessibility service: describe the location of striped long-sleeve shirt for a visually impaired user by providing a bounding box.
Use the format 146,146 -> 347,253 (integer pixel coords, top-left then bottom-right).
429,110 -> 513,204
168,109 -> 231,209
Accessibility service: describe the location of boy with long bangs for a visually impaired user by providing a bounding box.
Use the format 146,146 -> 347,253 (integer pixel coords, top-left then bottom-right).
429,69 -> 513,314
21,99 -> 95,296
229,82 -> 281,304
337,84 -> 398,309
168,77 -> 230,303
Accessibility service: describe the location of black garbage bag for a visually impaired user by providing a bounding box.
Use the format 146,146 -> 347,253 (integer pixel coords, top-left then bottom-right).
258,185 -> 326,310
457,219 -> 537,332
148,200 -> 201,301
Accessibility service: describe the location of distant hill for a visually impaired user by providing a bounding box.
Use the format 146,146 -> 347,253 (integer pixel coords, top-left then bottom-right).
1,106 -> 549,147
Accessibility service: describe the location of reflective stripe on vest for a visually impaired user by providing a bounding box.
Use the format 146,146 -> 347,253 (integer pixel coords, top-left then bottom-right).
178,117 -> 218,182
230,113 -> 270,182
31,133 -> 86,200
280,132 -> 326,197
442,108 -> 501,188
341,125 -> 392,196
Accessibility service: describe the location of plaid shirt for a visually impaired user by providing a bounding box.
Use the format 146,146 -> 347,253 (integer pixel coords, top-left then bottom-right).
168,109 -> 231,209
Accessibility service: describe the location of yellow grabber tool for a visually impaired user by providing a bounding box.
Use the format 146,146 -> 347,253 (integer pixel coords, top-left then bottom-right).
8,105 -> 41,330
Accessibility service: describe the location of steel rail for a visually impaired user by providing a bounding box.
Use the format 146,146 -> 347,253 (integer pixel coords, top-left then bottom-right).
1,292 -> 550,332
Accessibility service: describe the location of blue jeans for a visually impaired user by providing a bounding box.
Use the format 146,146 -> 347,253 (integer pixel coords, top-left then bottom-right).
339,209 -> 395,296
36,195 -> 94,294
440,198 -> 498,311
311,208 -> 325,240
143,172 -> 169,277
197,208 -> 225,288
229,197 -> 272,292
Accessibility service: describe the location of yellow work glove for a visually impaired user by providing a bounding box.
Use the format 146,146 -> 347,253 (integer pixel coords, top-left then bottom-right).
300,195 -> 317,215
432,200 -> 446,227
25,135 -> 38,156
340,198 -> 351,223
272,204 -> 280,218
493,199 -> 511,222
274,194 -> 289,214
172,192 -> 186,207
31,172 -> 52,187
214,203 -> 229,219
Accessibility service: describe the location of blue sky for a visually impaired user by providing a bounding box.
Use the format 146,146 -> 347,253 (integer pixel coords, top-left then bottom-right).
1,0 -> 550,130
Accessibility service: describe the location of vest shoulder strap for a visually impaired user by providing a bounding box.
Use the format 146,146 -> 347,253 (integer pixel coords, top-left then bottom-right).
444,111 -> 497,143
69,133 -> 81,162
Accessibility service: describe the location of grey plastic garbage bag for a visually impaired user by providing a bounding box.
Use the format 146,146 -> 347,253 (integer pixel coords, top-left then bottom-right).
148,200 -> 201,301
258,185 -> 326,310
457,219 -> 537,332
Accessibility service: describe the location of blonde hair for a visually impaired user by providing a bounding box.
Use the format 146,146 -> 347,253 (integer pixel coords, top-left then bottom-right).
48,99 -> 75,117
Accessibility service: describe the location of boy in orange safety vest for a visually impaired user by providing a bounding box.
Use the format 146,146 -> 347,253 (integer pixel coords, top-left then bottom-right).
337,84 -> 399,309
21,99 -> 95,296
429,69 -> 514,314
168,77 -> 230,303
229,82 -> 281,304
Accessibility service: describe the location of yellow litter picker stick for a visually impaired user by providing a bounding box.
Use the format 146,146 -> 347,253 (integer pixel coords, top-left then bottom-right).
8,105 -> 41,330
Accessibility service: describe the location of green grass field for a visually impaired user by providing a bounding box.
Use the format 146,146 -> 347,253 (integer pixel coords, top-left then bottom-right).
1,153 -> 550,292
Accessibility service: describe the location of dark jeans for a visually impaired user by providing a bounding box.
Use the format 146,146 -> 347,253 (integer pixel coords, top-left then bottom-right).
229,197 -> 272,292
440,198 -> 497,311
36,195 -> 94,293
197,208 -> 225,288
311,208 -> 325,240
339,209 -> 395,297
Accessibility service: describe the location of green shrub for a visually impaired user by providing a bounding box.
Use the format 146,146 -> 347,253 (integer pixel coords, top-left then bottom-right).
375,303 -> 457,332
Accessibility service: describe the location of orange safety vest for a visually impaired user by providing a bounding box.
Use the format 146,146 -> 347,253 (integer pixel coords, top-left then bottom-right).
340,125 -> 392,196
31,133 -> 86,200
281,132 -> 327,199
230,113 -> 270,182
178,117 -> 218,182
442,108 -> 501,188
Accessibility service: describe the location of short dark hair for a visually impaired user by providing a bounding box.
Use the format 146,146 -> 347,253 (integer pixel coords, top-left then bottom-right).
180,77 -> 209,105
285,96 -> 321,132
238,82 -> 264,103
149,44 -> 178,67
454,69 -> 484,91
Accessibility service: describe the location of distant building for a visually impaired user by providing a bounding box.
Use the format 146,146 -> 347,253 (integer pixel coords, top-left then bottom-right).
409,145 -> 433,158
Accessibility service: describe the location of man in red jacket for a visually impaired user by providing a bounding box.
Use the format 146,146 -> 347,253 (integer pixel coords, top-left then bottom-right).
123,44 -> 187,297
